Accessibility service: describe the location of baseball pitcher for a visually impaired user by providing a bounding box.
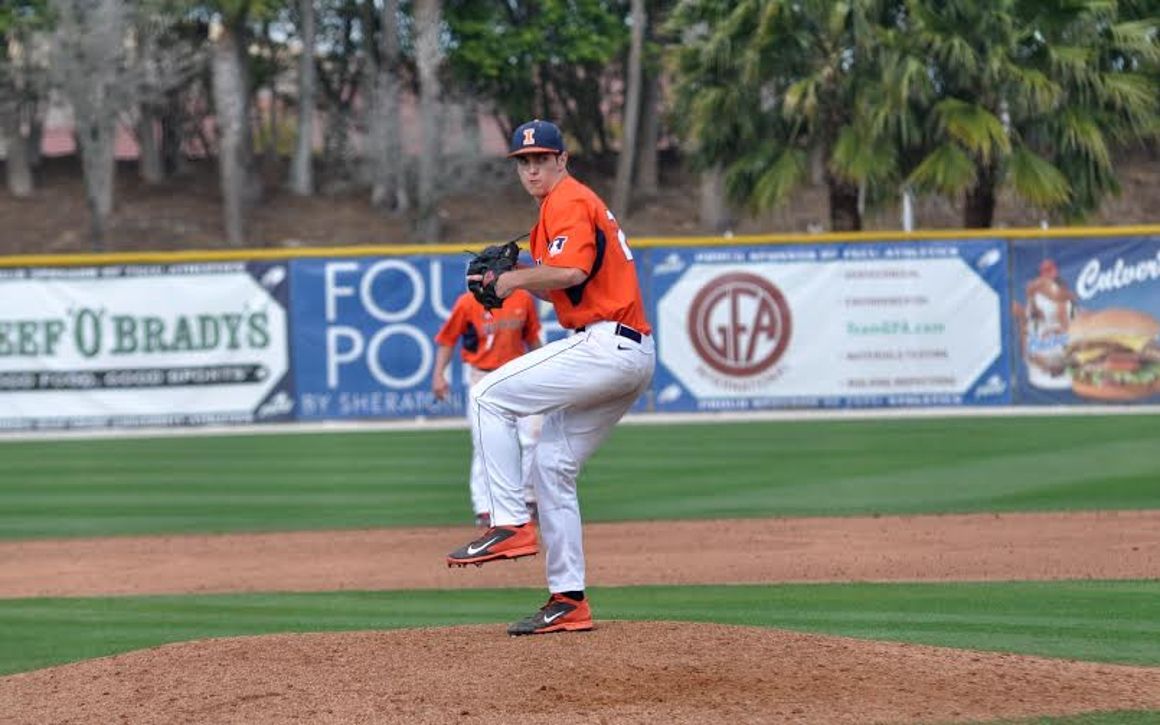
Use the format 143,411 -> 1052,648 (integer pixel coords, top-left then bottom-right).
445,119 -> 655,637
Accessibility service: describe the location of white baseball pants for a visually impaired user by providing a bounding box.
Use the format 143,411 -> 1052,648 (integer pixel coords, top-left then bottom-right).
466,365 -> 540,516
471,321 -> 655,594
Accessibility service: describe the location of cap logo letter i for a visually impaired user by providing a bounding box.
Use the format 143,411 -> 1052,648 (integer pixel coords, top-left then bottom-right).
522,128 -> 536,146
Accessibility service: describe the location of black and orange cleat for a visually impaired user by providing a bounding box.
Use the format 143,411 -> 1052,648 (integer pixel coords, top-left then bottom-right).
507,593 -> 593,636
446,523 -> 538,567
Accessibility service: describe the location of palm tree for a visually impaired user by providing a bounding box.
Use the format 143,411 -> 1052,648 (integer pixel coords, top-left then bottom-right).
1023,0 -> 1159,220
669,0 -> 907,231
904,0 -> 1158,227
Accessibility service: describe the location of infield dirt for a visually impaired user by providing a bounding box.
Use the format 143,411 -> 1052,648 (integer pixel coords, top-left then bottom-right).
2,510 -> 1158,724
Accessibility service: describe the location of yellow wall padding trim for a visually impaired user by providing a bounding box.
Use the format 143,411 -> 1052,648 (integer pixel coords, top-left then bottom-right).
1,225 -> 1157,268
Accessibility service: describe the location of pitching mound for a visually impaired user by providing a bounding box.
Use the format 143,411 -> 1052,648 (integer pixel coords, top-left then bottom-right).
3,621 -> 1158,725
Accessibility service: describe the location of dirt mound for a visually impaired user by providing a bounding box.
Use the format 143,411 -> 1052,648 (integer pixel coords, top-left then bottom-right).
2,621 -> 1158,724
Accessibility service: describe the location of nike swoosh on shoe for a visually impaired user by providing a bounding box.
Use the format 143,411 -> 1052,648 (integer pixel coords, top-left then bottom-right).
466,536 -> 501,555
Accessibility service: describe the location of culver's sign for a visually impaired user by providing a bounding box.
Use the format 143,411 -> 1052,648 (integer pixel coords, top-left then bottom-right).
1075,248 -> 1160,300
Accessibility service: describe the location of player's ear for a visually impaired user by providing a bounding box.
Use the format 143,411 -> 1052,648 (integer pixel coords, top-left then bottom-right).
557,151 -> 568,169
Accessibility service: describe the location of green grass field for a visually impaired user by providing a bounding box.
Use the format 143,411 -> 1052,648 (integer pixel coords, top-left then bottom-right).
1,581 -> 1157,676
1,414 -> 1158,723
3,414 -> 1159,539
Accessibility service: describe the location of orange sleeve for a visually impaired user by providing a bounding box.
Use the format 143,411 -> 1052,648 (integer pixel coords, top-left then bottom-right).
434,296 -> 469,347
543,198 -> 596,274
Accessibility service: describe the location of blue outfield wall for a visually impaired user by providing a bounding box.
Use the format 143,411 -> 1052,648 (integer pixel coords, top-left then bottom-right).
280,231 -> 1156,420
0,229 -> 1157,429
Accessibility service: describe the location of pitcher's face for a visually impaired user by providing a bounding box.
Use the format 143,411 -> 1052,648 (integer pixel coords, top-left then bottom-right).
516,152 -> 568,200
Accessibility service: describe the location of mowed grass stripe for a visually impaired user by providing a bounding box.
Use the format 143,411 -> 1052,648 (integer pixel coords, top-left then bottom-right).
0,580 -> 1156,677
2,414 -> 1160,538
994,713 -> 1160,725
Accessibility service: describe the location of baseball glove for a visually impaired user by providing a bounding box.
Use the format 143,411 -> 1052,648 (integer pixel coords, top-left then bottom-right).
467,240 -> 520,309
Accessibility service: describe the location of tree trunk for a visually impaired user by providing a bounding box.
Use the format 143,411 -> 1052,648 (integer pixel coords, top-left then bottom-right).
635,68 -> 660,197
161,89 -> 187,176
78,119 -> 116,251
827,176 -> 862,231
901,186 -> 915,231
699,166 -> 732,233
3,108 -> 34,197
136,108 -> 164,184
370,0 -> 406,211
373,0 -> 406,208
235,25 -> 262,207
289,0 -> 316,196
460,94 -> 482,163
964,162 -> 998,228
49,0 -> 126,249
414,0 -> 444,242
383,0 -> 407,212
27,111 -> 43,168
809,146 -> 826,186
212,21 -> 248,246
264,87 -> 278,166
612,0 -> 646,215
134,14 -> 164,185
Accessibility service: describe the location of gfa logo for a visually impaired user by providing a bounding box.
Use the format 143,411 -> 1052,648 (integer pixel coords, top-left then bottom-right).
522,129 -> 536,146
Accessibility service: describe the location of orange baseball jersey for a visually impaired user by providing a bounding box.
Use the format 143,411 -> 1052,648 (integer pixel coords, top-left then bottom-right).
435,290 -> 541,371
529,176 -> 651,334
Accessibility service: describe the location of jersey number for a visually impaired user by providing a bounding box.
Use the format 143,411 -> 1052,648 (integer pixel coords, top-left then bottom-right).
607,209 -> 634,261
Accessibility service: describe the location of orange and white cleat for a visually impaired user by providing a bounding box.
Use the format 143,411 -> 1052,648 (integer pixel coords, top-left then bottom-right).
446,523 -> 538,567
507,593 -> 593,635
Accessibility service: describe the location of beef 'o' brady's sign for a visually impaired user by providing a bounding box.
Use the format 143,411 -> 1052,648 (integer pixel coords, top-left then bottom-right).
0,262 -> 293,429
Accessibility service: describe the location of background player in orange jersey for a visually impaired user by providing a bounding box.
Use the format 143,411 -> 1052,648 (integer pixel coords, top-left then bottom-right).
432,289 -> 542,527
446,119 -> 656,636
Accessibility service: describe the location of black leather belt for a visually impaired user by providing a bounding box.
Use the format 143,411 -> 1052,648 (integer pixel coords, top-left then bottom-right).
576,323 -> 642,343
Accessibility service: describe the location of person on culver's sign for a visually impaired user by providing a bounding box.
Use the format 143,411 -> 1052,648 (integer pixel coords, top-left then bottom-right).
432,290 -> 543,527
445,119 -> 655,636
1015,259 -> 1078,389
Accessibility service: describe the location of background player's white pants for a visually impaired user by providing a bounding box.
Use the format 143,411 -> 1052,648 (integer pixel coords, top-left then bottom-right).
471,322 -> 655,594
467,365 -> 540,516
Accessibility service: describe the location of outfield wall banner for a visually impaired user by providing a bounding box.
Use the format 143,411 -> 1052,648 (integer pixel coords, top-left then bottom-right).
647,241 -> 1012,411
1011,235 -> 1160,405
288,255 -> 577,421
288,256 -> 467,420
287,254 -> 649,420
0,262 -> 293,430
